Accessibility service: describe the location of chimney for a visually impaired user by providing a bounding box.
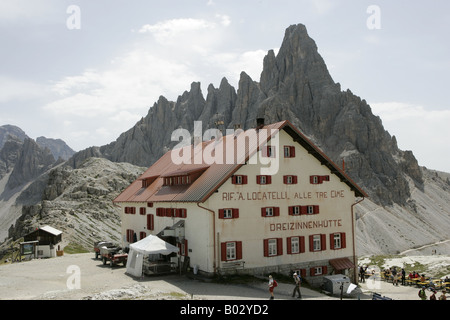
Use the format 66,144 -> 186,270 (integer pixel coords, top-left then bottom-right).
256,118 -> 265,130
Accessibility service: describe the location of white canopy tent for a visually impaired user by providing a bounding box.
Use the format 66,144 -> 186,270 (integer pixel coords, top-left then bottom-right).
126,235 -> 179,277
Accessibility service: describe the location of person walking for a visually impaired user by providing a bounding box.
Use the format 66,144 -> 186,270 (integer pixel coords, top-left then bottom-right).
268,275 -> 277,300
292,272 -> 302,299
401,268 -> 406,286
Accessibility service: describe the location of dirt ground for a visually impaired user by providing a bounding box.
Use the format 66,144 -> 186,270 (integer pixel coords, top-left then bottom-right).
0,253 -> 442,301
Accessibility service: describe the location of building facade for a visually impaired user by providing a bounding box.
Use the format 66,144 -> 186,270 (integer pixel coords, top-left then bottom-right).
113,120 -> 366,285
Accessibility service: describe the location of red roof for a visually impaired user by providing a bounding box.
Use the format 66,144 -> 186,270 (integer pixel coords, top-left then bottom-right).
113,120 -> 367,204
329,257 -> 356,271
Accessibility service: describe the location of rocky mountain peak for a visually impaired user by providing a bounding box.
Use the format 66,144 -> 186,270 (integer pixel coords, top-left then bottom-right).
66,23 -> 424,207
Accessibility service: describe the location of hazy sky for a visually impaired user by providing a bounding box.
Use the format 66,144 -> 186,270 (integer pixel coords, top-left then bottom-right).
1,0 -> 449,172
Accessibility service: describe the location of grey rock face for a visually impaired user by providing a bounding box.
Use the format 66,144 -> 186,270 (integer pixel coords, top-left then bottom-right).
7,138 -> 56,191
36,136 -> 76,161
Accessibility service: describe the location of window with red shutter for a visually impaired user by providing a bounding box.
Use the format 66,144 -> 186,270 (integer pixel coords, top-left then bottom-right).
310,234 -> 326,251
287,236 -> 305,254
261,207 -> 279,217
219,208 -> 239,219
139,231 -> 146,240
147,214 -> 154,231
284,146 -> 296,158
126,229 -> 134,243
232,175 -> 247,185
256,175 -> 272,184
264,238 -> 282,257
221,241 -> 243,261
283,175 -> 297,184
140,207 -> 146,215
262,146 -> 276,158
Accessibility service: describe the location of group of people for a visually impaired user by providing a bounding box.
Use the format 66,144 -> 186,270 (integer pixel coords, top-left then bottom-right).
419,286 -> 447,300
360,264 -> 449,300
267,272 -> 303,300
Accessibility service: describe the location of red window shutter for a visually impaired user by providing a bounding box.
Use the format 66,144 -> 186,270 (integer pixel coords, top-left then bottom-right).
140,232 -> 146,240
184,239 -> 188,256
147,202 -> 153,207
323,266 -> 328,274
140,207 -> 146,215
300,269 -> 306,278
310,268 -> 316,276
221,242 -> 227,261
341,233 -> 346,249
290,146 -> 295,157
300,206 -> 308,215
147,214 -> 154,230
236,241 -> 242,260
261,207 -> 266,217
293,175 -> 298,184
277,238 -> 283,256
232,208 -> 239,219
256,175 -> 261,184
300,236 -> 305,253
232,175 -> 237,184
314,205 -> 320,214
330,233 -> 335,250
283,176 -> 287,184
218,209 -> 225,219
242,175 -> 248,184
286,237 -> 292,254
267,175 -> 272,184
263,239 -> 269,257
274,207 -> 280,216
288,206 -> 294,216
310,176 -> 315,184
309,235 -> 314,252
321,234 -> 326,251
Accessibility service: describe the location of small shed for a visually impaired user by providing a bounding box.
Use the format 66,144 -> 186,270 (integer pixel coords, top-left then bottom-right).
23,225 -> 63,258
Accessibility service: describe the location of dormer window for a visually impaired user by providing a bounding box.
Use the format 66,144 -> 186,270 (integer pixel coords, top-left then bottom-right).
162,166 -> 207,186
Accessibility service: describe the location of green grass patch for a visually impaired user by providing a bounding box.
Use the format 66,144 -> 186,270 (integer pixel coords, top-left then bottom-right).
64,242 -> 90,254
